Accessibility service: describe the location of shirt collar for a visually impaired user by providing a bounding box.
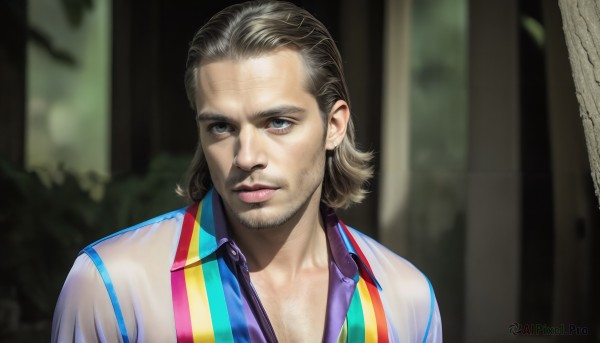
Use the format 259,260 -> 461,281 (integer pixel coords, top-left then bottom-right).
321,204 -> 359,279
173,187 -> 379,288
323,205 -> 382,289
171,188 -> 231,271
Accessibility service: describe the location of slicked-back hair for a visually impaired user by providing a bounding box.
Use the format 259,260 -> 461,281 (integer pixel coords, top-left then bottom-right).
178,0 -> 372,209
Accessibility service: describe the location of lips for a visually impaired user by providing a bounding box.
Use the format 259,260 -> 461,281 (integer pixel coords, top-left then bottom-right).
233,184 -> 278,203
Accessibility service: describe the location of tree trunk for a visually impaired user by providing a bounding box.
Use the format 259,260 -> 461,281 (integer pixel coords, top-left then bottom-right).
558,0 -> 600,207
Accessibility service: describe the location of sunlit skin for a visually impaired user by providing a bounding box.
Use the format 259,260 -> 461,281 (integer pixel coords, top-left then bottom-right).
194,49 -> 349,342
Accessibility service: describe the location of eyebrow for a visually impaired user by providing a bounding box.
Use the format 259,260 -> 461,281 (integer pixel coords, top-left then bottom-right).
196,105 -> 305,122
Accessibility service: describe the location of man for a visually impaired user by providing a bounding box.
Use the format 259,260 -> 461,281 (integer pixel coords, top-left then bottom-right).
52,1 -> 442,342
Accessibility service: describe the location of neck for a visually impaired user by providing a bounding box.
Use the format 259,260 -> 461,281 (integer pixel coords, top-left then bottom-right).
228,190 -> 329,281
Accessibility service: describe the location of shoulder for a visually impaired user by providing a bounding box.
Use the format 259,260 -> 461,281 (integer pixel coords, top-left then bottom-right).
345,227 -> 442,342
52,208 -> 187,342
82,207 -> 187,277
78,207 -> 187,299
87,208 -> 186,258
346,227 -> 430,289
60,207 -> 187,287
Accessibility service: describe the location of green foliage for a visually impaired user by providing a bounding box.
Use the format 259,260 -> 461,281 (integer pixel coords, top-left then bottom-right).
0,154 -> 190,341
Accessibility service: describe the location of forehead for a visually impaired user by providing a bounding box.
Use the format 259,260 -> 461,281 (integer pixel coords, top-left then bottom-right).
194,49 -> 313,112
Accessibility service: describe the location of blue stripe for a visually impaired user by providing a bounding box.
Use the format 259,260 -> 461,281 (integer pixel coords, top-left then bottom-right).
199,188 -> 218,260
337,223 -> 357,255
83,247 -> 130,343
338,224 -> 383,290
421,276 -> 435,343
218,257 -> 251,342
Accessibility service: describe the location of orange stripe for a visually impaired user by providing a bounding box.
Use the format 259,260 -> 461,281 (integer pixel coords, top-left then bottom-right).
365,275 -> 389,342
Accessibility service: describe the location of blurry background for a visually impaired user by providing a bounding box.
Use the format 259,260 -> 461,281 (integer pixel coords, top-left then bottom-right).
0,0 -> 598,342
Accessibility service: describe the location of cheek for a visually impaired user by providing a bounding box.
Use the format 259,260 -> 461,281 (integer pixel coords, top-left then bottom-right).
202,145 -> 230,180
281,136 -> 325,169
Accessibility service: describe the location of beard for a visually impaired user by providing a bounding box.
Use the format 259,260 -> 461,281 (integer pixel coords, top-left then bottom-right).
221,156 -> 325,231
225,201 -> 302,230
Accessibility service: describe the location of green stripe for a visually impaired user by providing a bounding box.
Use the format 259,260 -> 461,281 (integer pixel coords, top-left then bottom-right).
199,191 -> 234,342
346,284 -> 365,342
203,256 -> 234,342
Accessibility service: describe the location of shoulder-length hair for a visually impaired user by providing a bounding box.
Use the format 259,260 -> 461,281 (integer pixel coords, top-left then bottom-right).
178,0 -> 372,209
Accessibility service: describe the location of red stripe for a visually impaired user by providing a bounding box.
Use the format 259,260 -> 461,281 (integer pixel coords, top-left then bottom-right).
171,269 -> 194,342
171,204 -> 199,343
171,204 -> 200,341
364,270 -> 389,342
339,220 -> 376,277
172,204 -> 199,270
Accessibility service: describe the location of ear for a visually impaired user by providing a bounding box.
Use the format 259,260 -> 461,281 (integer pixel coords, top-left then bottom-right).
325,99 -> 350,151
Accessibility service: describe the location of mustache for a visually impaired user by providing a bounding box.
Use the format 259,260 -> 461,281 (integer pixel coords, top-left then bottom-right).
224,172 -> 285,189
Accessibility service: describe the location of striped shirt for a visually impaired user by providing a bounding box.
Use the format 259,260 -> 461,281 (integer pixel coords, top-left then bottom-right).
52,188 -> 442,342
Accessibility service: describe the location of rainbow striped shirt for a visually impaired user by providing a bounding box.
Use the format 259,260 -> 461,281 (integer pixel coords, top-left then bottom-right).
169,189 -> 433,342
52,188 -> 441,342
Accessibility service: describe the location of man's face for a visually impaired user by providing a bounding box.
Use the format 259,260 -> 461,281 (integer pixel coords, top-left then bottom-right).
195,49 -> 328,230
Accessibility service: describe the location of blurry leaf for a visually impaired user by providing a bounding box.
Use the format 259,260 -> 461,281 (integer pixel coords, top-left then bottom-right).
521,15 -> 545,48
60,0 -> 94,28
27,25 -> 77,67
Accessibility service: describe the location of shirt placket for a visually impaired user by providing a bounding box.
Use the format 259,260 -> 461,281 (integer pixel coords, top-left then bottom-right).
226,241 -> 279,343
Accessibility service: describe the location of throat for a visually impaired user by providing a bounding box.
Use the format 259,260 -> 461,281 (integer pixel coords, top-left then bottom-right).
234,211 -> 329,276
250,261 -> 331,343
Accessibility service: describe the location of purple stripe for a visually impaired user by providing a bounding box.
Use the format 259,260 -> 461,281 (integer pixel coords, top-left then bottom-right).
323,263 -> 357,343
241,292 -> 264,342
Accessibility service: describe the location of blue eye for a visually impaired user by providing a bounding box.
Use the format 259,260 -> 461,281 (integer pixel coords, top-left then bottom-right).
210,123 -> 231,134
269,119 -> 291,129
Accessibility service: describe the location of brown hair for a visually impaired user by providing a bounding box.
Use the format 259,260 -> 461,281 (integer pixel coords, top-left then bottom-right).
178,0 -> 372,209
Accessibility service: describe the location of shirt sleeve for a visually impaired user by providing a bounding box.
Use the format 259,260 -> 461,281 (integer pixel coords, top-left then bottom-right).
51,253 -> 124,343
424,290 -> 443,343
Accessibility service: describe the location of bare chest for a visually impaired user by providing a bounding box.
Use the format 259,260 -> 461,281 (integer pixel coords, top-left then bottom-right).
251,270 -> 330,343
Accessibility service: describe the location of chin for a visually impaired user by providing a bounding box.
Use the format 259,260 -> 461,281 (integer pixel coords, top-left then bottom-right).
232,204 -> 297,231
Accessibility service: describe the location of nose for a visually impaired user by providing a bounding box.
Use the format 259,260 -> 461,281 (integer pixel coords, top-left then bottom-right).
234,126 -> 267,172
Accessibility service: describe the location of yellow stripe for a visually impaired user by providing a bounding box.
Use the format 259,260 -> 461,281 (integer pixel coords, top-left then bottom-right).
184,205 -> 215,342
186,205 -> 202,266
357,277 -> 377,343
